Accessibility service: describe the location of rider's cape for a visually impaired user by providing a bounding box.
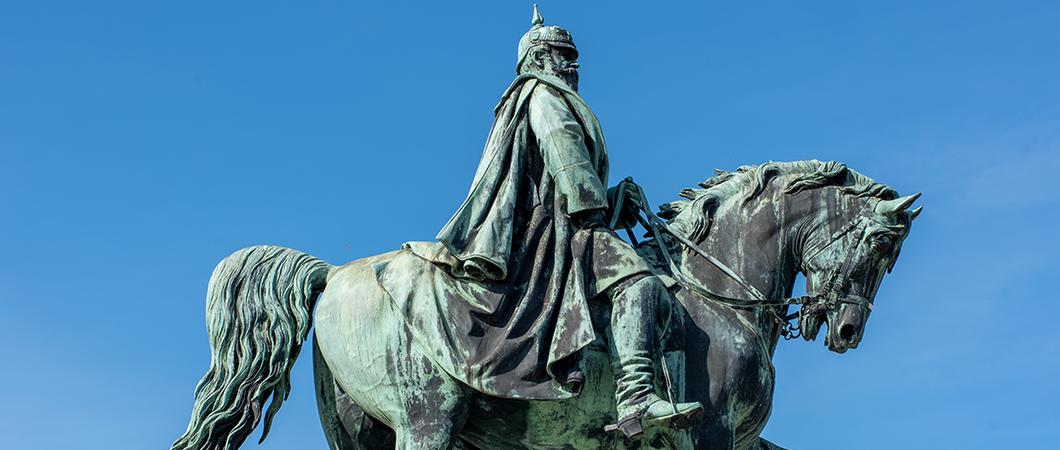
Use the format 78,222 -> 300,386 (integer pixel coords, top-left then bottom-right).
374,73 -> 651,400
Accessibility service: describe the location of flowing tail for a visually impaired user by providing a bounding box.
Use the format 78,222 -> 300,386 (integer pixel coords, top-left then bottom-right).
172,245 -> 333,450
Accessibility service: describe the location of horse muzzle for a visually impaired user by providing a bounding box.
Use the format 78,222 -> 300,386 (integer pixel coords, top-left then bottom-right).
825,297 -> 869,353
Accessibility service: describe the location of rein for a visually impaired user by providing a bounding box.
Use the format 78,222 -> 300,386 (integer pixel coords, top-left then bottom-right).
609,178 -> 871,340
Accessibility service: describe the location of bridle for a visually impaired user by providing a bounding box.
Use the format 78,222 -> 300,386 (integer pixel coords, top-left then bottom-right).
610,178 -> 874,340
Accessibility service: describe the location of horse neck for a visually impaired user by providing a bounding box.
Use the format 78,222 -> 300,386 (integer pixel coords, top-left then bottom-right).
675,183 -> 806,350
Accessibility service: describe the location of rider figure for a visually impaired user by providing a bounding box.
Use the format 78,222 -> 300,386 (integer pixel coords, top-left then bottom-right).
431,7 -> 703,438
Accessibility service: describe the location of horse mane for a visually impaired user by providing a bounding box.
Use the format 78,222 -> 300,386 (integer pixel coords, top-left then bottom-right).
658,160 -> 898,240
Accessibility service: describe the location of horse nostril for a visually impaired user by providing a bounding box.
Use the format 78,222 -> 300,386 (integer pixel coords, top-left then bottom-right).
839,323 -> 856,342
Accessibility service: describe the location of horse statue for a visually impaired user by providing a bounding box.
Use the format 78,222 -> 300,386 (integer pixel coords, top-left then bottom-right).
171,160 -> 921,450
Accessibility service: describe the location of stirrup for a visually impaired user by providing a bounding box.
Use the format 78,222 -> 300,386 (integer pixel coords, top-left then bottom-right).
605,398 -> 703,440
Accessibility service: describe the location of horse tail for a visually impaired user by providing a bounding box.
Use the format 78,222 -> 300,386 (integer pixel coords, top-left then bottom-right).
171,245 -> 333,450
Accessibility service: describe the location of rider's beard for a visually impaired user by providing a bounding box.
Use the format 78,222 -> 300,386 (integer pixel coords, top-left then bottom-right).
552,65 -> 579,92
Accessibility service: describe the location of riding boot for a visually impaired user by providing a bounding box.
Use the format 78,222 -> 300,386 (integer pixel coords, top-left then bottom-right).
605,276 -> 704,439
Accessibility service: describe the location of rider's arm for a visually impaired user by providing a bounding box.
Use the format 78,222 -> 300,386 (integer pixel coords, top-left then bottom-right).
528,84 -> 609,216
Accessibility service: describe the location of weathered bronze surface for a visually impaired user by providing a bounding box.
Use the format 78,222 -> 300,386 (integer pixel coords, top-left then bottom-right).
171,7 -> 921,450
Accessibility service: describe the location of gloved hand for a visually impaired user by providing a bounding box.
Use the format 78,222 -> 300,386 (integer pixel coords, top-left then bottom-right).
606,178 -> 645,230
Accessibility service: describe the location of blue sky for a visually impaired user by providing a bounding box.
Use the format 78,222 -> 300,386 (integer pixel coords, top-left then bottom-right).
2,1 -> 1058,449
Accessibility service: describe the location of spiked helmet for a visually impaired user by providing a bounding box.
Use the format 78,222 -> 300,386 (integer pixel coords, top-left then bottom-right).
516,5 -> 578,73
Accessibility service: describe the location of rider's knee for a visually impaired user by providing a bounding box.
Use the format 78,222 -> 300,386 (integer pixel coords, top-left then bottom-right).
607,273 -> 665,304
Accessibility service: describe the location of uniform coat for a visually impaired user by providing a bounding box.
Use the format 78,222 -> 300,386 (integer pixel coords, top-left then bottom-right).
376,73 -> 651,399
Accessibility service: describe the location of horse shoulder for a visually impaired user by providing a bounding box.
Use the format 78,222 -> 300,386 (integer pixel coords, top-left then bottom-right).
679,295 -> 771,400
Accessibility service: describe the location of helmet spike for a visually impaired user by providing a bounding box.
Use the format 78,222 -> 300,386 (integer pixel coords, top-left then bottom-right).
531,4 -> 544,29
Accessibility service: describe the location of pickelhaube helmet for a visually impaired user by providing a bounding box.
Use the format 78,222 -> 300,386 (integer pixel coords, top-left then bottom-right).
516,5 -> 578,73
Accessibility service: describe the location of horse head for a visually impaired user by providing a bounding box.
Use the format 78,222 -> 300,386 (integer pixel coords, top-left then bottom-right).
797,188 -> 922,353
658,160 -> 922,354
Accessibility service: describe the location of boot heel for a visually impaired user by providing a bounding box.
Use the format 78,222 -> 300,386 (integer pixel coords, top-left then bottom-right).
604,416 -> 644,440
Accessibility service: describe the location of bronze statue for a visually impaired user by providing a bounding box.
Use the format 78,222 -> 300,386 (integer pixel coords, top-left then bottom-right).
171,7 -> 921,450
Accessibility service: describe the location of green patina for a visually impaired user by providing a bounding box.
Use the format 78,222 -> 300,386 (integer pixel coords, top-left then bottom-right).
170,6 -> 921,450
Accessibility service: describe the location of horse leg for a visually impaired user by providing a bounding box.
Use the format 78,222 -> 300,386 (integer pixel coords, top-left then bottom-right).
314,257 -> 471,450
314,336 -> 396,449
389,339 -> 471,450
392,390 -> 470,449
692,412 -> 735,450
317,341 -> 471,450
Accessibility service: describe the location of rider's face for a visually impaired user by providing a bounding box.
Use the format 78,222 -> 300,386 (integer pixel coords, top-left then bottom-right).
537,46 -> 580,91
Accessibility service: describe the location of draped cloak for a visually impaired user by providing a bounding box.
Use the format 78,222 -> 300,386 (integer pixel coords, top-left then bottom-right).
374,73 -> 651,400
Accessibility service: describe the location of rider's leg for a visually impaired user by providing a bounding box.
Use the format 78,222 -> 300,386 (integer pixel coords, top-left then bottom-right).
608,275 -> 657,415
606,275 -> 704,439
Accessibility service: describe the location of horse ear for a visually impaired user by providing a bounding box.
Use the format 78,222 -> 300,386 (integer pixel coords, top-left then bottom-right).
875,192 -> 921,216
909,206 -> 923,221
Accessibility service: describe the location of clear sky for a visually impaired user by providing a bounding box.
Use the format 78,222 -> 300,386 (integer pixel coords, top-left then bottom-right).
2,1 -> 1058,449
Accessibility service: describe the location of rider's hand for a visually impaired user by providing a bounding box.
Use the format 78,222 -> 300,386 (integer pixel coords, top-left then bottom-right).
606,178 -> 644,230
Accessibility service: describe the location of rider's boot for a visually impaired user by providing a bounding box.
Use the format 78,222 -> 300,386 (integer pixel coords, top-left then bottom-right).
605,276 -> 704,440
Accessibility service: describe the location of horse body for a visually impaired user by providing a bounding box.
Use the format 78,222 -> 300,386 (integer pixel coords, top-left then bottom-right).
311,164 -> 823,450
172,161 -> 919,450
314,250 -> 775,450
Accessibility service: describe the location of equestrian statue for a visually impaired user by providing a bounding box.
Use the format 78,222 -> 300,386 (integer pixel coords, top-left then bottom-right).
171,6 -> 922,450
